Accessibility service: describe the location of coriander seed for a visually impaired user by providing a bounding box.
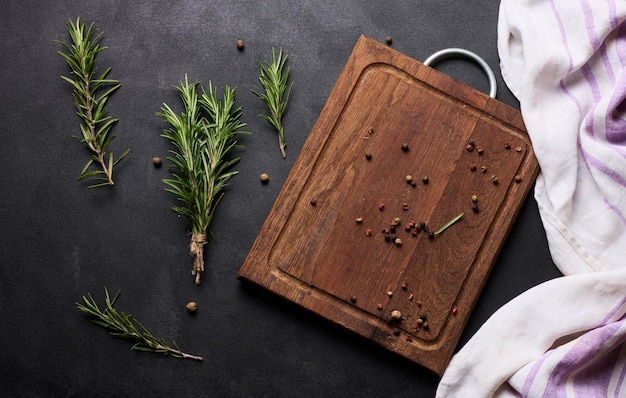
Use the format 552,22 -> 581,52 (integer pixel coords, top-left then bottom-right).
390,310 -> 402,321
260,173 -> 270,184
236,39 -> 245,51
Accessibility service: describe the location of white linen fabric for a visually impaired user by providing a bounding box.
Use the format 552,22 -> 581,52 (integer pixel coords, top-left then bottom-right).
437,1 -> 626,396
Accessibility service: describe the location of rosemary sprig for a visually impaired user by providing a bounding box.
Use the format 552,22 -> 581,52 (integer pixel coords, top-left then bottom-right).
77,288 -> 203,361
158,75 -> 248,284
434,212 -> 465,235
56,17 -> 130,188
252,47 -> 294,159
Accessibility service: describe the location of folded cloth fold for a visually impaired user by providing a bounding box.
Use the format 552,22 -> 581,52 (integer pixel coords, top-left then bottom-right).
437,1 -> 626,396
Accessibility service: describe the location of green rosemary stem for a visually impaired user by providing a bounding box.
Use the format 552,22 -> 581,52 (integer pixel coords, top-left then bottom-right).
56,17 -> 130,188
158,75 -> 247,284
252,47 -> 293,159
77,288 -> 203,361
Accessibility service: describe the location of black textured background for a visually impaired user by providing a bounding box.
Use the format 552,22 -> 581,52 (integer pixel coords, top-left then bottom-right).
0,2 -> 561,397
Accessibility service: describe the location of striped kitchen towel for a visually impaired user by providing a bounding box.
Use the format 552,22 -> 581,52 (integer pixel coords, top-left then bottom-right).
437,1 -> 626,396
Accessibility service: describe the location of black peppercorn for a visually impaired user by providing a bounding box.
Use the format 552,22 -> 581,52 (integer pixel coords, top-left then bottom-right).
422,176 -> 429,184
401,143 -> 409,152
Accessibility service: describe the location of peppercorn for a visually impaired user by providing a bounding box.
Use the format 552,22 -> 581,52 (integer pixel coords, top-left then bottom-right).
387,290 -> 393,297
476,146 -> 484,154
405,334 -> 413,342
379,203 -> 385,211
416,318 -> 424,326
392,328 -> 400,336
152,156 -> 162,167
365,152 -> 372,161
355,217 -> 363,224
394,217 -> 401,225
491,175 -> 499,184
390,226 -> 396,233
405,175 -> 413,184
260,173 -> 270,184
472,204 -> 479,213
471,194 -> 478,203
422,176 -> 429,184
386,36 -> 393,45
400,281 -> 407,289
514,175 -> 522,183
367,126 -> 374,134
422,321 -> 429,330
410,180 -> 417,187
504,142 -> 511,149
384,234 -> 391,242
469,164 -> 477,172
394,238 -> 402,246
310,198 -> 317,206
428,231 -> 434,240
236,39 -> 245,51
390,310 -> 402,321
186,301 -> 198,313
350,295 -> 357,303
402,202 -> 408,211
465,144 -> 474,152
516,146 -> 522,152
481,165 -> 487,173
401,143 -> 409,152
365,228 -> 372,236
376,303 -> 383,310
452,307 -> 459,315
417,221 -> 425,231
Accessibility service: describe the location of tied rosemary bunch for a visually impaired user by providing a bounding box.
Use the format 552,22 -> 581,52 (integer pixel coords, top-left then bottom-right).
77,288 -> 203,361
252,47 -> 294,159
158,75 -> 247,285
56,18 -> 130,188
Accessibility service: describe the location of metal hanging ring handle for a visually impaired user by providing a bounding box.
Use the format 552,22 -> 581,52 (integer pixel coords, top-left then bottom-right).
423,48 -> 497,99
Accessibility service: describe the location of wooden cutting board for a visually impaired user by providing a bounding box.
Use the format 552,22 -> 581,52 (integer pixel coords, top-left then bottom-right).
238,35 -> 538,376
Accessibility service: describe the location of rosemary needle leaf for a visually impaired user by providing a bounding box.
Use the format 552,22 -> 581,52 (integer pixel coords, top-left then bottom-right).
252,47 -> 294,158
434,212 -> 465,235
77,288 -> 203,361
56,17 -> 130,187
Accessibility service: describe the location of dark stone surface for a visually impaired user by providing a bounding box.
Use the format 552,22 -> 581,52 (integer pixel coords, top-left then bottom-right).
0,1 -> 561,396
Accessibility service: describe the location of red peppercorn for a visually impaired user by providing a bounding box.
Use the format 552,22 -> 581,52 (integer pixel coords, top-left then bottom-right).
379,203 -> 385,211
452,307 -> 459,315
